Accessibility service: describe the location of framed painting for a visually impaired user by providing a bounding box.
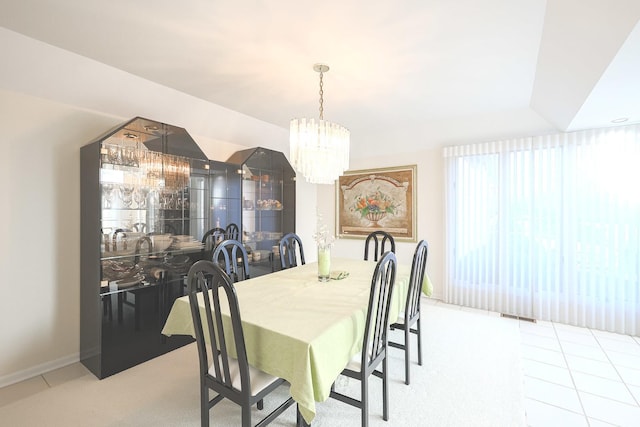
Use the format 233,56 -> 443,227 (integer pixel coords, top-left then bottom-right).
336,165 -> 417,241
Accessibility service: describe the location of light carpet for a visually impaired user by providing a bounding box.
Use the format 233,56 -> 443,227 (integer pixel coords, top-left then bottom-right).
0,303 -> 525,426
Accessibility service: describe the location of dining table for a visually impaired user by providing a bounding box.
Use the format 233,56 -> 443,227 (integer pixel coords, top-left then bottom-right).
161,257 -> 432,425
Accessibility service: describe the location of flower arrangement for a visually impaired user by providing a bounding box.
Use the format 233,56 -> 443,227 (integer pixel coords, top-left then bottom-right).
313,212 -> 335,249
353,189 -> 397,218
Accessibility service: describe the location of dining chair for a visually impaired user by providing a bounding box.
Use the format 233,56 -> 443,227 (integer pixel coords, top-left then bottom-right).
202,227 -> 226,259
131,222 -> 147,233
389,240 -> 428,385
187,260 -> 295,427
212,239 -> 250,283
330,251 -> 397,427
133,236 -> 153,264
163,222 -> 178,235
279,232 -> 305,269
363,231 -> 396,261
225,223 -> 240,241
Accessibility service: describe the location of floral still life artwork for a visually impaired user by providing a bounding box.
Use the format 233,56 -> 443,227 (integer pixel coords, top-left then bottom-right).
337,165 -> 416,241
353,190 -> 397,226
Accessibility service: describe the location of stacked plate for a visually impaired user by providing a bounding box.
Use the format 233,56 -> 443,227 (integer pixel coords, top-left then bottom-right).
101,260 -> 144,286
163,254 -> 193,274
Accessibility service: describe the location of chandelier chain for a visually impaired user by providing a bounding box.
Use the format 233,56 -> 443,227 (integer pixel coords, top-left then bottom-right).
318,70 -> 324,120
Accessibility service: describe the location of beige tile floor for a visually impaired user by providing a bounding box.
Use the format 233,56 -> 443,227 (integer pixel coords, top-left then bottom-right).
518,316 -> 640,426
0,362 -> 91,407
2,301 -> 640,426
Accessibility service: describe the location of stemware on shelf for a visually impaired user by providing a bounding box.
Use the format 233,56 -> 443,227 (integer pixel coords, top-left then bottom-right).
119,184 -> 134,208
133,187 -> 149,209
102,184 -> 115,209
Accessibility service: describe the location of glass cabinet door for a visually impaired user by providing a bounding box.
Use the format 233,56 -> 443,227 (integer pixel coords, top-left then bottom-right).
209,161 -> 241,236
188,160 -> 210,242
228,147 -> 295,277
99,145 -> 191,245
241,164 -> 284,241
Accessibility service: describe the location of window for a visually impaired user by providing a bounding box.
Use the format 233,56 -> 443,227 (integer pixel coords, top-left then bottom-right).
444,126 -> 640,335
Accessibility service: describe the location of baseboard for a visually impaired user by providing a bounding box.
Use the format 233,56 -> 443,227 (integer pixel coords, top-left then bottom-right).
0,352 -> 80,389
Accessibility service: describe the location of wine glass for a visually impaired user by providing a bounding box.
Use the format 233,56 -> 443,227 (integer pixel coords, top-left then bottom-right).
107,145 -> 121,165
119,184 -> 134,208
102,184 -> 115,209
133,188 -> 149,209
123,146 -> 139,167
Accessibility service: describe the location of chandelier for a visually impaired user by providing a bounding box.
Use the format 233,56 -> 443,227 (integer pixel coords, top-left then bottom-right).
290,64 -> 350,184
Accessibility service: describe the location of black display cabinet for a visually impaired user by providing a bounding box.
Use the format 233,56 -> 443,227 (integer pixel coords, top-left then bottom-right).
81,119 -> 288,379
227,147 -> 296,277
81,117 -> 208,379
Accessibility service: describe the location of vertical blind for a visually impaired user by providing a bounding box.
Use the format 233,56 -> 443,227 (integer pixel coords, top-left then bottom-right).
444,125 -> 640,335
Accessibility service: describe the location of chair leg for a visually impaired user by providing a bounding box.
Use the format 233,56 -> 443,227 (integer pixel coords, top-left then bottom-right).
201,384 -> 209,427
417,317 -> 423,366
242,404 -> 251,427
134,292 -> 141,331
405,325 -> 411,385
103,295 -> 113,321
382,355 -> 389,421
361,374 -> 369,427
117,293 -> 124,323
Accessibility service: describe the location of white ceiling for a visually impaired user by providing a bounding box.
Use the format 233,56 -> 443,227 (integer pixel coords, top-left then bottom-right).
1,0 -> 639,157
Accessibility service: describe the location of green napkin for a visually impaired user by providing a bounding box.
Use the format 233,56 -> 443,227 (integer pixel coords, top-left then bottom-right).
330,270 -> 350,280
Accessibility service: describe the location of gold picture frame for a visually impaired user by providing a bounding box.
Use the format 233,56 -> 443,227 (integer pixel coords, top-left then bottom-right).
336,165 -> 417,241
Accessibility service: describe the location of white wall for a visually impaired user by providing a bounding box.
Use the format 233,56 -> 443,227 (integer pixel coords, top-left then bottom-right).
0,30 -> 318,386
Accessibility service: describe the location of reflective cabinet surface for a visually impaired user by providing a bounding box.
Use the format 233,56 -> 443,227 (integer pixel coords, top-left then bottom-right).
81,120 -> 286,379
81,117 -> 215,378
99,143 -> 205,294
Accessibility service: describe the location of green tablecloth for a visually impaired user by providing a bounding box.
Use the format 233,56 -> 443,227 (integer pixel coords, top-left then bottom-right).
422,270 -> 434,297
162,258 -> 422,424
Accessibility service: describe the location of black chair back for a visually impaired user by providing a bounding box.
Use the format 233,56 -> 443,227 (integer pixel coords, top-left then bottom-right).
361,251 -> 397,369
212,239 -> 250,282
133,236 -> 153,264
364,231 -> 396,261
131,222 -> 147,233
225,223 -> 240,241
202,227 -> 226,259
405,240 -> 428,323
279,232 -> 305,269
163,223 -> 177,235
187,261 -> 251,402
